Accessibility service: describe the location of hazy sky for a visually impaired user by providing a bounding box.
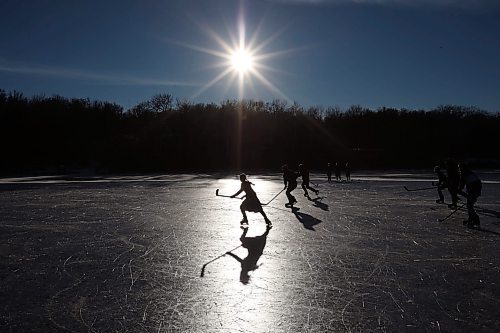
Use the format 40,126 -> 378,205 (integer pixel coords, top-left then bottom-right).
1,0 -> 499,111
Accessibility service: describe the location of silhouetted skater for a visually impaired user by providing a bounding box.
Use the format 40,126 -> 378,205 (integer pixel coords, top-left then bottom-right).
345,162 -> 351,181
446,159 -> 460,209
282,164 -> 299,207
299,163 -> 319,198
434,165 -> 448,204
335,162 -> 341,181
226,226 -> 271,284
459,163 -> 482,228
231,174 -> 272,228
327,163 -> 333,182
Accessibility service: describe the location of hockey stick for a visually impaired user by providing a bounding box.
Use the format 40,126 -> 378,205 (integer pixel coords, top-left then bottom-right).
215,189 -> 244,199
438,203 -> 466,222
261,188 -> 286,206
403,185 -> 437,192
200,245 -> 242,277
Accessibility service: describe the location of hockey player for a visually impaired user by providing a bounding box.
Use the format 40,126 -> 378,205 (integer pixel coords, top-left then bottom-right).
231,174 -> 272,228
282,164 -> 300,207
434,165 -> 448,204
299,163 -> 319,198
459,164 -> 482,228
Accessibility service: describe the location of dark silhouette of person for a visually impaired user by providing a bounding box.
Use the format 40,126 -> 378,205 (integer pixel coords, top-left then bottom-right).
282,164 -> 299,207
335,162 -> 341,181
299,163 -> 319,198
446,159 -> 460,209
327,163 -> 333,182
226,226 -> 271,284
434,165 -> 448,204
231,174 -> 272,228
345,162 -> 351,181
459,163 -> 482,228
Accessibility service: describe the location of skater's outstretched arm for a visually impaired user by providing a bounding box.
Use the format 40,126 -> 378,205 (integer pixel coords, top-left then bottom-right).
231,188 -> 243,198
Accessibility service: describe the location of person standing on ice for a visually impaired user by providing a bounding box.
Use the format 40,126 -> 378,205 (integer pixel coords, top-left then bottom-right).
335,162 -> 341,181
299,163 -> 319,198
231,174 -> 272,228
327,163 -> 333,182
345,162 -> 351,181
282,164 -> 299,206
446,159 -> 460,209
459,163 -> 482,228
434,165 -> 448,204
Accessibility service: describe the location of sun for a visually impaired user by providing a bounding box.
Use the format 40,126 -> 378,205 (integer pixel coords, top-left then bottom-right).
230,48 -> 254,74
180,8 -> 291,101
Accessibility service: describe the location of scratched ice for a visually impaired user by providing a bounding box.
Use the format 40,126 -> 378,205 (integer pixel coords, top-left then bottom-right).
0,172 -> 499,332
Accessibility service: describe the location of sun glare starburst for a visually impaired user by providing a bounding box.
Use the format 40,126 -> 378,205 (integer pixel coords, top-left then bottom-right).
179,9 -> 292,101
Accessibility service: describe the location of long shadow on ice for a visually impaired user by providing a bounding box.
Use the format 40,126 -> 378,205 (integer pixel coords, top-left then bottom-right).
291,207 -> 322,231
476,206 -> 500,219
309,196 -> 329,211
226,226 -> 271,284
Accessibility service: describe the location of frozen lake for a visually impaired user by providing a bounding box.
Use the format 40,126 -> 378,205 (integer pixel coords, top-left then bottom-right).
1,172 -> 499,332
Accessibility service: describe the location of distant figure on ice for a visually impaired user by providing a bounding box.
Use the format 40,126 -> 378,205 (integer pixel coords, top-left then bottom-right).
299,163 -> 319,198
459,163 -> 482,228
231,174 -> 272,228
446,159 -> 460,209
282,164 -> 299,207
226,226 -> 271,284
335,162 -> 341,181
345,162 -> 351,181
434,165 -> 448,204
327,163 -> 333,182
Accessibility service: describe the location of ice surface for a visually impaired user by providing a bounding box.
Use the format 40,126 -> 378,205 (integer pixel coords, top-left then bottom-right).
0,172 -> 499,332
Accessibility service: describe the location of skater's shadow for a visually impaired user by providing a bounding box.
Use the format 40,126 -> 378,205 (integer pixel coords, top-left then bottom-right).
471,227 -> 500,236
226,227 -> 271,284
476,207 -> 500,219
309,196 -> 328,211
291,207 -> 322,231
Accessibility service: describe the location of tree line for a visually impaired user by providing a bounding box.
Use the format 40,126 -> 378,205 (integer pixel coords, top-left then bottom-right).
1,89 -> 499,174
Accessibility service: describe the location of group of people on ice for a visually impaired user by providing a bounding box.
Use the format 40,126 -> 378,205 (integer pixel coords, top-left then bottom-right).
434,160 -> 482,228
230,163 -> 324,228
327,162 -> 351,182
227,158 -> 483,230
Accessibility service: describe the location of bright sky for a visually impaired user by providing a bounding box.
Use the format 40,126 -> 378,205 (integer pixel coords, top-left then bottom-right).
1,0 -> 499,111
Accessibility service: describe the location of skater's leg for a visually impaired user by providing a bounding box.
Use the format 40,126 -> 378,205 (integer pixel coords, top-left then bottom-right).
306,184 -> 318,195
260,209 -> 272,226
287,182 -> 298,204
448,189 -> 458,208
466,196 -> 479,226
301,183 -> 309,197
436,186 -> 444,203
240,205 -> 248,223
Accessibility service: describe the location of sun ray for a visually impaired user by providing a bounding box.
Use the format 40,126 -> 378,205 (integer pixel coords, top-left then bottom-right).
222,71 -> 239,97
253,46 -> 307,62
253,62 -> 289,75
250,68 -> 290,101
249,25 -> 289,55
198,22 -> 236,55
191,67 -> 233,99
168,39 -> 230,60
